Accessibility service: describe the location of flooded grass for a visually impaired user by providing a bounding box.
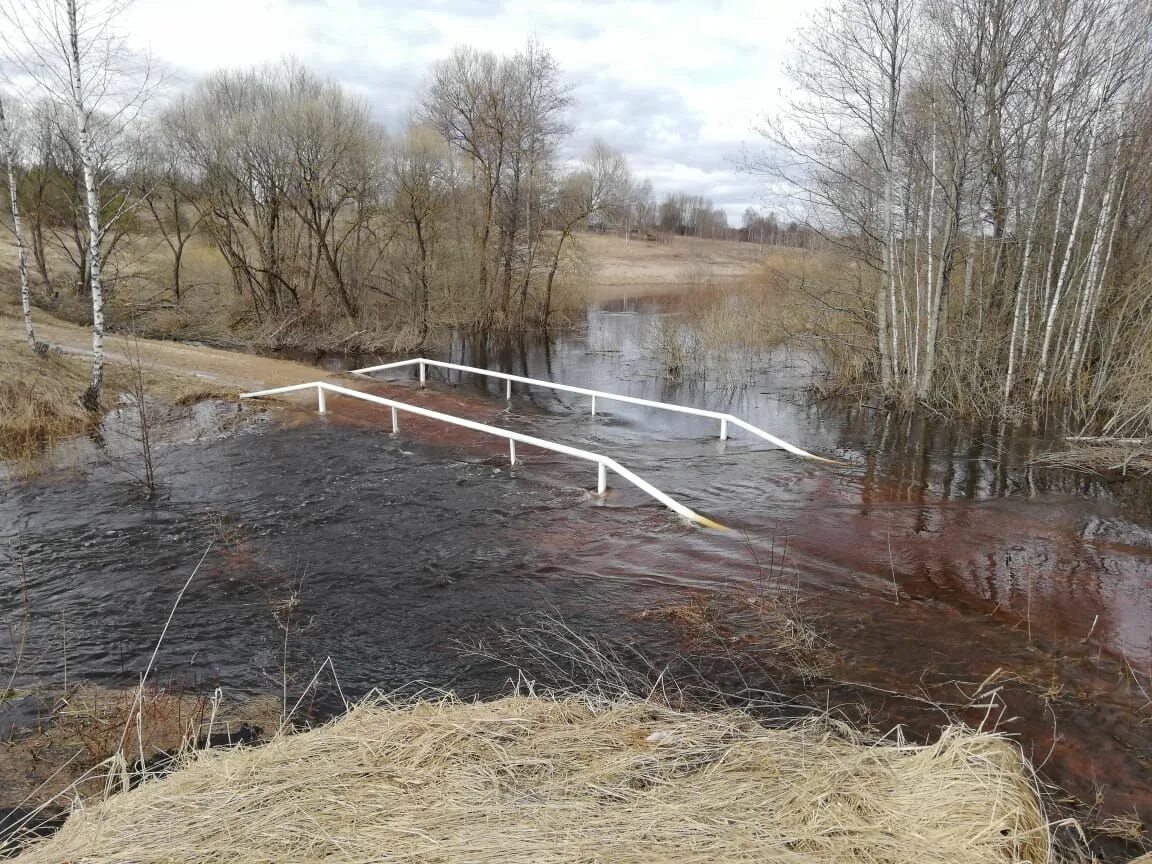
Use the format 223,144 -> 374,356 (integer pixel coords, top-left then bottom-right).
0,684 -> 280,821
0,341 -> 237,465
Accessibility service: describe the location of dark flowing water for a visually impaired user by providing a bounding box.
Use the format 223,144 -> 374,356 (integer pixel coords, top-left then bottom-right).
4,291 -> 1152,843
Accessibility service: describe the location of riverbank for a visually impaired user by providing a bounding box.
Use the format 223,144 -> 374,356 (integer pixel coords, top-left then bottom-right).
14,692 -> 1056,864
0,305 -> 334,460
6,270 -> 1152,861
0,232 -> 775,457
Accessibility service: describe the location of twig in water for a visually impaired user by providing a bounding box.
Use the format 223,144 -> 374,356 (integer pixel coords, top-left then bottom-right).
3,550 -> 32,702
1025,565 -> 1033,646
1082,614 -> 1098,644
116,543 -> 213,770
886,523 -> 899,604
61,611 -> 67,691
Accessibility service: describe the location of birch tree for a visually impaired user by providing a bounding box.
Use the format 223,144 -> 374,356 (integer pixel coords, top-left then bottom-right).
753,0 -> 1152,427
0,0 -> 156,409
0,96 -> 38,350
754,0 -> 916,394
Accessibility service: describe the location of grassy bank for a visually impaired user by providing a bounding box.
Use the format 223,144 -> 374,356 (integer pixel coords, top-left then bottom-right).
0,341 -> 234,461
15,692 -> 1056,864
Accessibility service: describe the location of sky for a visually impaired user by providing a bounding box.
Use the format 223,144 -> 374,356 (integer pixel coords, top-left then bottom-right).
124,0 -> 819,225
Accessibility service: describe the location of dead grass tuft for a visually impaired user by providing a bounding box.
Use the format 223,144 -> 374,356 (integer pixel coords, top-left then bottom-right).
17,692 -> 1059,864
635,591 -> 834,682
0,684 -> 280,814
1030,444 -> 1152,477
0,346 -> 98,459
0,340 -> 237,462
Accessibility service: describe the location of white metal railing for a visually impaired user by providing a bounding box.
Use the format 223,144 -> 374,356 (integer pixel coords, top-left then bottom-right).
239,381 -> 726,529
352,357 -> 838,463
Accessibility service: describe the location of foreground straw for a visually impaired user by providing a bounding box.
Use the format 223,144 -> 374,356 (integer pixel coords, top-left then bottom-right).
18,694 -> 1052,864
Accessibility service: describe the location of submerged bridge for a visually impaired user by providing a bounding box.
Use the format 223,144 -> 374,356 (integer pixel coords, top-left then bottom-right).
240,358 -> 838,530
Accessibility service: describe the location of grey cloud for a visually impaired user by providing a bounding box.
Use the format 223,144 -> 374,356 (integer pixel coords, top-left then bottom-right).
564,71 -> 701,151
357,0 -> 508,16
558,69 -> 768,217
154,0 -> 775,221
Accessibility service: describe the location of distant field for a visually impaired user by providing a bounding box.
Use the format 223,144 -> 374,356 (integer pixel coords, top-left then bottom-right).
576,233 -> 774,294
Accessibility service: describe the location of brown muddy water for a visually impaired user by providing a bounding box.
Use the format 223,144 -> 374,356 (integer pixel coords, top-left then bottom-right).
4,292 -> 1152,853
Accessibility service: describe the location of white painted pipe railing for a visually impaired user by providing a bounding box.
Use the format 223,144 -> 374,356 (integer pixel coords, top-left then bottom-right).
239,381 -> 726,530
352,357 -> 838,463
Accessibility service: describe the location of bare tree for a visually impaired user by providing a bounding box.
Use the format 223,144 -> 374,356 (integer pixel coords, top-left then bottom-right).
754,0 -> 917,395
386,122 -> 454,341
165,63 -> 384,328
751,0 -> 1152,427
421,41 -> 571,326
0,0 -> 157,409
541,141 -> 631,323
0,95 -> 38,350
134,129 -> 204,302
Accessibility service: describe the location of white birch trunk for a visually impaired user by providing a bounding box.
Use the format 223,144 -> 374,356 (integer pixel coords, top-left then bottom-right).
66,0 -> 106,407
0,98 -> 36,350
1003,143 -> 1052,404
1030,109 -> 1101,406
921,122 -> 936,393
1065,140 -> 1123,393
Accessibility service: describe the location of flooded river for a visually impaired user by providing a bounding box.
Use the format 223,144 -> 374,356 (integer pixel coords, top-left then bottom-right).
4,290 -> 1152,846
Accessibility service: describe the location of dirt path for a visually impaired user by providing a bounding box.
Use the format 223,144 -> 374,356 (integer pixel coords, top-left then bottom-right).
2,309 -> 324,392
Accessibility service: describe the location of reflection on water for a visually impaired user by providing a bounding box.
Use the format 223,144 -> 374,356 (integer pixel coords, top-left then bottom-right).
355,296 -> 1152,823
275,295 -> 1152,669
7,290 -> 1152,830
342,304 -> 1152,661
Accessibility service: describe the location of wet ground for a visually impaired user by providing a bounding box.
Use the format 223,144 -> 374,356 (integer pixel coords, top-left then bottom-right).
4,292 -> 1152,854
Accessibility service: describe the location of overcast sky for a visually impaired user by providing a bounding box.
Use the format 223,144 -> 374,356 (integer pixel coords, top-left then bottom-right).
125,0 -> 818,224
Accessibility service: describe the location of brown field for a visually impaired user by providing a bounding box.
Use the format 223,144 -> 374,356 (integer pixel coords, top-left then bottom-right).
577,232 -> 778,294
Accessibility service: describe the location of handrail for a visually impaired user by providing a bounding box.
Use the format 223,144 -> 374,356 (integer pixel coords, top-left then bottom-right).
239,381 -> 726,530
352,357 -> 839,463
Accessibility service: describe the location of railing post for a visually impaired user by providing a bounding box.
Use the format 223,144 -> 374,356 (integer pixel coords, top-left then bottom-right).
509,440 -> 516,465
720,418 -> 728,440
317,386 -> 326,415
419,361 -> 426,386
597,462 -> 607,495
391,407 -> 399,433
591,395 -> 597,416
506,379 -> 512,401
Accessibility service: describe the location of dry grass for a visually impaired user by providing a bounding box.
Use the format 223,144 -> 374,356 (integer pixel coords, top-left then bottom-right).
644,254 -> 818,384
0,347 -> 98,458
1030,444 -> 1152,477
0,684 -> 281,814
15,692 -> 1059,864
581,232 -> 770,291
634,591 -> 834,683
0,340 -> 236,461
